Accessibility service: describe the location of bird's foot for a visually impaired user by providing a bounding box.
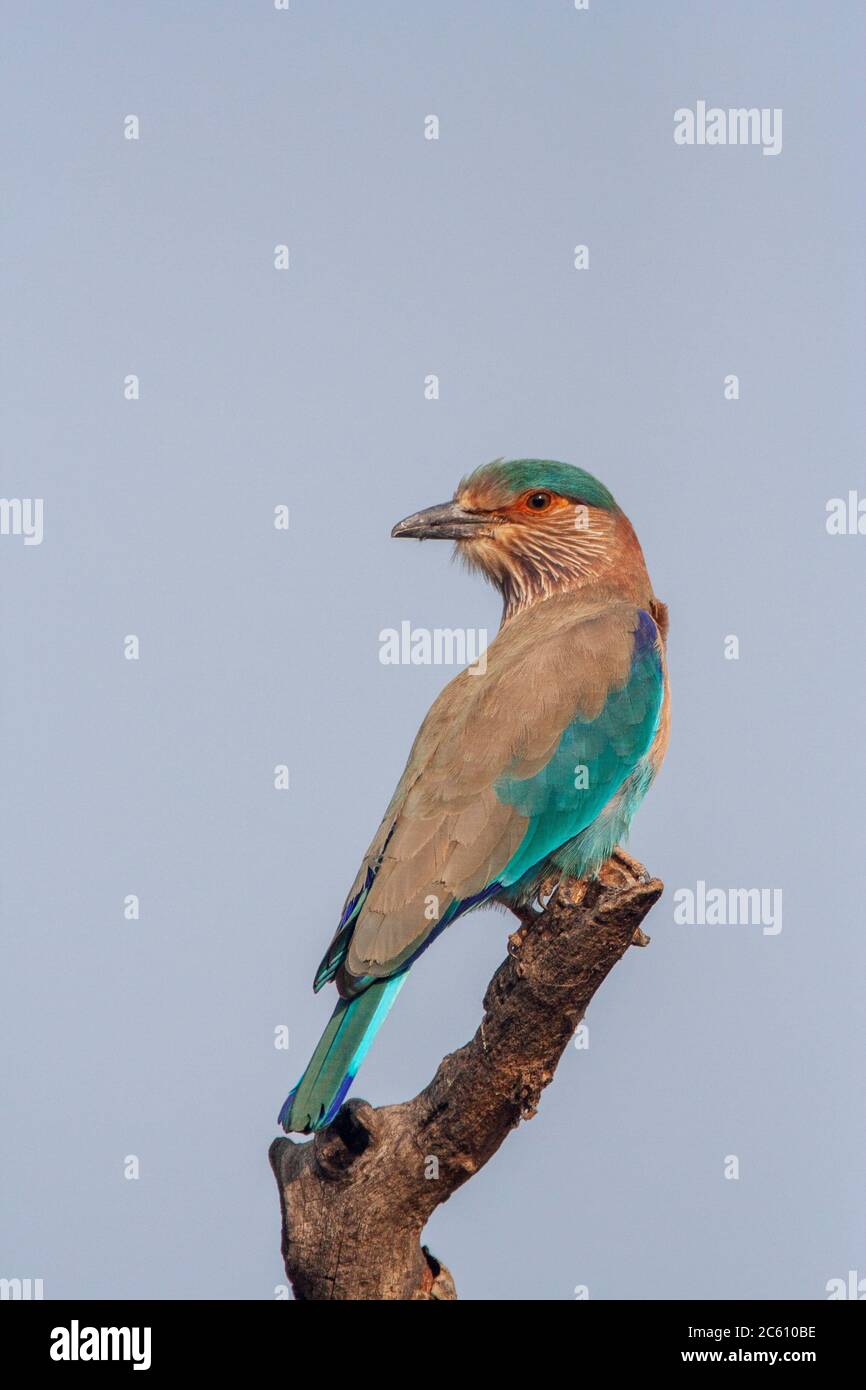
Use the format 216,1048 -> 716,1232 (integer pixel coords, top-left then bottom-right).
507,877 -> 560,953
602,846 -> 651,887
537,874 -> 561,908
599,848 -> 652,945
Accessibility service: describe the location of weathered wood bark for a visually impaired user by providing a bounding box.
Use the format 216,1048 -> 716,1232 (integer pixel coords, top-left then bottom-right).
269,850 -> 662,1300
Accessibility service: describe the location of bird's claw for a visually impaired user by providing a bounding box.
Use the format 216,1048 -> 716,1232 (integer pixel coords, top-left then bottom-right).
601,846 -> 651,887
507,877 -> 561,952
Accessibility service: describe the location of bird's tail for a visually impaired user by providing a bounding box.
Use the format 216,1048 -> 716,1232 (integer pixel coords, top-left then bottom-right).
278,973 -> 408,1133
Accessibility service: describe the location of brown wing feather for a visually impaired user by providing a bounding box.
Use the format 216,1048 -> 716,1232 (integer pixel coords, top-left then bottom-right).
338,594 -> 640,988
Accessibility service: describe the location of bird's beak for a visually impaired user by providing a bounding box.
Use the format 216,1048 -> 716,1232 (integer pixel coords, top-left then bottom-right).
391,500 -> 493,541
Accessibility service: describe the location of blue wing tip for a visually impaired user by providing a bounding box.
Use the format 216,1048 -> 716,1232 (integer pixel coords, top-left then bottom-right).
633,608 -> 658,655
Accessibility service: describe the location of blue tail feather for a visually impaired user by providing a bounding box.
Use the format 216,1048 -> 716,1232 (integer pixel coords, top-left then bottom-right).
279,973 -> 408,1133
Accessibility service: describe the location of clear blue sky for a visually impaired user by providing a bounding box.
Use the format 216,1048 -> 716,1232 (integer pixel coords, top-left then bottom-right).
2,1 -> 864,1299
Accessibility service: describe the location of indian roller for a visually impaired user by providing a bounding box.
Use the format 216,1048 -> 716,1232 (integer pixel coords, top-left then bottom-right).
280,459 -> 670,1133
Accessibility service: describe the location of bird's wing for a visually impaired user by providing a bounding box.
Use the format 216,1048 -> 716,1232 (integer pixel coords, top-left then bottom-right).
316,597 -> 664,991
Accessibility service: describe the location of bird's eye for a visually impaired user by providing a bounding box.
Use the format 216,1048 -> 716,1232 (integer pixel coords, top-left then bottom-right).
526,492 -> 552,511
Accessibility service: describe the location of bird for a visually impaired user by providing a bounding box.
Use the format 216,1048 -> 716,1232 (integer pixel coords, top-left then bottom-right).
279,458 -> 669,1134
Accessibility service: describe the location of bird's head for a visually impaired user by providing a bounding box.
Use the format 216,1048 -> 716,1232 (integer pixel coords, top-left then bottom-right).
391,458 -> 648,618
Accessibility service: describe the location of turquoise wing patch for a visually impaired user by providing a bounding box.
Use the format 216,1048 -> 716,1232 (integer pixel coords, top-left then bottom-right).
495,610 -> 663,886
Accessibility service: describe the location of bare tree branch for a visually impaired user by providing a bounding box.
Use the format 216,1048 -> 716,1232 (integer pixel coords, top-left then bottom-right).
269,850 -> 663,1300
